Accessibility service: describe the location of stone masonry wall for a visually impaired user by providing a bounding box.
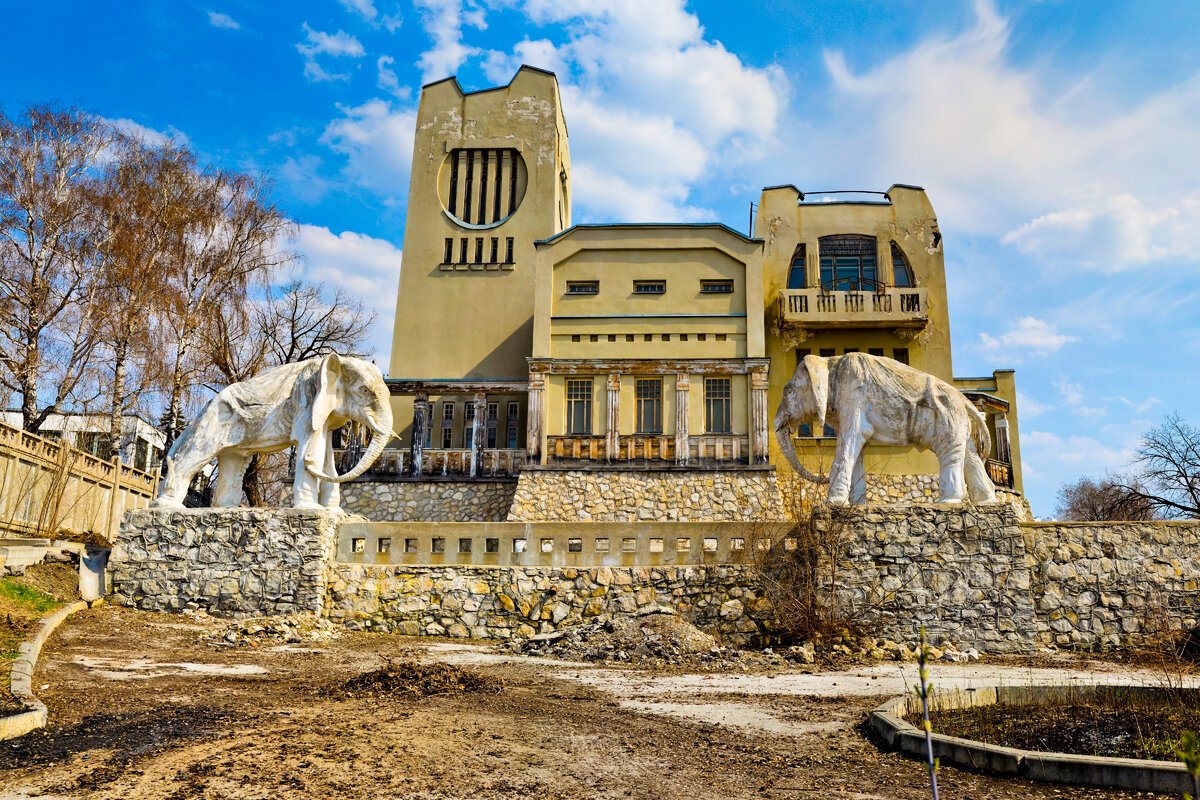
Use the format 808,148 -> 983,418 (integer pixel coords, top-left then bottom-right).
1023,521 -> 1200,648
506,470 -> 784,521
110,508 -> 349,617
324,563 -> 772,643
338,481 -> 516,522
832,505 -> 1038,652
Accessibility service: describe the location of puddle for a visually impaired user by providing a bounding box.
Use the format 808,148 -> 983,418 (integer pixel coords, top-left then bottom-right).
72,656 -> 267,680
619,699 -> 842,737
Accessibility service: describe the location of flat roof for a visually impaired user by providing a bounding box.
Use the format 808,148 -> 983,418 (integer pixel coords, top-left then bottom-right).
535,222 -> 761,246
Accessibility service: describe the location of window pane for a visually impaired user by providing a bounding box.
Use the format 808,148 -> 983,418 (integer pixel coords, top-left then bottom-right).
704,377 -> 732,433
786,265 -> 806,290
566,379 -> 593,434
635,378 -> 662,434
819,256 -> 833,287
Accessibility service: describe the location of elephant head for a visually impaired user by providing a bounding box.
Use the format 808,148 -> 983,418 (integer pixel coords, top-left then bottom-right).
304,353 -> 394,483
773,354 -> 831,485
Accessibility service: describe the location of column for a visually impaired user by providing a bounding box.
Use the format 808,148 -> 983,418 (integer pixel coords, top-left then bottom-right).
675,373 -> 690,465
471,393 -> 486,477
750,370 -> 770,465
526,373 -> 544,464
409,393 -> 428,477
605,373 -> 620,462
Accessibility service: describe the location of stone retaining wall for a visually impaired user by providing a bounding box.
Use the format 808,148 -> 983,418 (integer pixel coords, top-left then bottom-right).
110,509 -> 349,617
1022,521 -> 1200,648
506,470 -> 784,521
108,506 -> 1200,653
324,563 -> 771,642
339,481 -> 516,522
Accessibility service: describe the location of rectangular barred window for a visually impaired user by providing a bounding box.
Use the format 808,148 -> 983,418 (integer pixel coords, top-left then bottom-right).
567,281 -> 599,294
505,237 -> 514,263
490,237 -> 499,263
635,378 -> 663,434
715,333 -> 727,341
893,348 -> 909,365
443,238 -> 453,263
459,238 -> 468,263
633,280 -> 666,294
819,348 -> 835,358
571,334 -> 581,342
474,237 -> 484,263
565,378 -> 593,435
868,347 -> 884,357
704,377 -> 732,433
700,280 -> 734,293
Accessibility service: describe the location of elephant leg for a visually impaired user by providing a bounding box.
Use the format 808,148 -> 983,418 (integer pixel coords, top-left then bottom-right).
154,439 -> 223,508
293,431 -> 323,509
965,448 -> 998,503
849,449 -> 867,505
936,441 -> 968,503
828,409 -> 868,505
318,438 -> 341,508
214,451 -> 251,507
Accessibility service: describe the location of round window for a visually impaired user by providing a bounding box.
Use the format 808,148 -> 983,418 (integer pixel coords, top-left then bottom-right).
439,147 -> 527,229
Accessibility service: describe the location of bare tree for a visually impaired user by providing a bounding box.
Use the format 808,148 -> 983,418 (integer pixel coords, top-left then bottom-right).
1055,474 -> 1160,521
91,134 -> 193,460
159,168 -> 295,452
1113,414 -> 1200,519
259,280 -> 376,364
0,104 -> 111,433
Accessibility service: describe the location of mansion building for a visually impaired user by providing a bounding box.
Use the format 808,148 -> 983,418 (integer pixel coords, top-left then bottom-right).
379,66 -> 1022,505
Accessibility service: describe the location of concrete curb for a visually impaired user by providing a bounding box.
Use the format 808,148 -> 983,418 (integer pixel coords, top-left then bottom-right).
869,686 -> 1195,795
1,599 -> 88,741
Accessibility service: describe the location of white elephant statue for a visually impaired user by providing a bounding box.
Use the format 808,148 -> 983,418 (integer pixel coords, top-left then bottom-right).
773,353 -> 997,505
152,354 -> 394,510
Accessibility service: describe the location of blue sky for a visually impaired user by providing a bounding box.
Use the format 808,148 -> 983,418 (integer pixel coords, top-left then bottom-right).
3,0 -> 1198,517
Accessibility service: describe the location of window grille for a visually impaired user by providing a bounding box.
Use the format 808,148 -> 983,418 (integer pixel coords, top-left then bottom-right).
818,234 -> 878,291
893,348 -> 909,365
701,280 -> 734,293
567,281 -> 598,294
633,280 -> 665,294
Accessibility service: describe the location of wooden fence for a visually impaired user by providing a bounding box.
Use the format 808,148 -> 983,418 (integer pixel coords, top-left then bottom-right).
0,420 -> 158,542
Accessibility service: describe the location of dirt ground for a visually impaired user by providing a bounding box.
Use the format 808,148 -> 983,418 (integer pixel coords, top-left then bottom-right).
0,605 -> 1182,800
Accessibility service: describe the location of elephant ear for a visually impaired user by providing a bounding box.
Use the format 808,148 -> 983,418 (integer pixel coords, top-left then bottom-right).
311,353 -> 344,435
803,354 -> 830,435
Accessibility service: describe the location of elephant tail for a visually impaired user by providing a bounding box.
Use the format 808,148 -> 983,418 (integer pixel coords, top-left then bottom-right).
968,403 -> 991,459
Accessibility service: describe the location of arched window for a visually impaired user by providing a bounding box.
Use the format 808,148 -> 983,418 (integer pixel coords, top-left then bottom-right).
891,242 -> 915,287
818,235 -> 878,291
787,244 -> 807,289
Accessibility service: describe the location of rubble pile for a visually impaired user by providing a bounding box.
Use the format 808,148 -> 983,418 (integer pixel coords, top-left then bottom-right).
325,660 -> 502,700
195,610 -> 342,648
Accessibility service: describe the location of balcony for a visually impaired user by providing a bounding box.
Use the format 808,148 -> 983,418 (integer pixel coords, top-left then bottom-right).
778,286 -> 928,329
546,434 -> 749,467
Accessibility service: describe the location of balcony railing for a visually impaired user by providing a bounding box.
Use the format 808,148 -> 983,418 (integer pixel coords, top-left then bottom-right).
333,448 -> 526,479
985,458 -> 1013,489
779,286 -> 928,329
546,434 -> 749,466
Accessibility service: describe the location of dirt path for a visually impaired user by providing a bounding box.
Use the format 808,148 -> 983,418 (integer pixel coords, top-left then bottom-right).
0,606 -> 1178,800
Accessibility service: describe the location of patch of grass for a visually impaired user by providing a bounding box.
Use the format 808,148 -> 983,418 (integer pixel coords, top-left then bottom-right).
0,579 -> 63,614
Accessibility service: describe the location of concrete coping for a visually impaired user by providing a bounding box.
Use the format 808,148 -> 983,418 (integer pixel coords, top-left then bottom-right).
869,685 -> 1197,795
1,599 -> 88,741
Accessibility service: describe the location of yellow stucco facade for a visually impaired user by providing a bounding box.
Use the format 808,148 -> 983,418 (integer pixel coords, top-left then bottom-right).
387,66 -> 1022,495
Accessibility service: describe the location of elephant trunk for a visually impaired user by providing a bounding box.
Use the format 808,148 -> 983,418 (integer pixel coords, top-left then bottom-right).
774,418 -> 830,485
309,422 -> 391,484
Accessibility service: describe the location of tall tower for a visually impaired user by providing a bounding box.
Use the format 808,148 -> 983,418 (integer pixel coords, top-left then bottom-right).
389,66 -> 571,385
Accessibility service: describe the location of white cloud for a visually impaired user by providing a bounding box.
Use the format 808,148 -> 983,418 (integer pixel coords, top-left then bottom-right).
978,316 -> 1075,358
376,55 -> 410,99
413,0 -> 484,83
292,224 -> 403,359
476,0 -> 788,221
297,23 -> 366,82
1016,391 -> 1052,419
207,11 -> 240,29
1054,377 -> 1084,407
320,100 -> 417,200
339,0 -> 403,31
106,117 -> 190,148
1022,430 -> 1133,469
1112,395 -> 1161,414
277,155 -> 330,203
816,0 -> 1200,270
